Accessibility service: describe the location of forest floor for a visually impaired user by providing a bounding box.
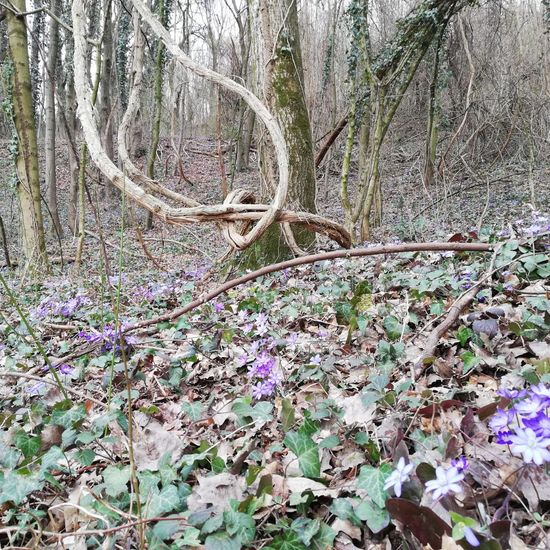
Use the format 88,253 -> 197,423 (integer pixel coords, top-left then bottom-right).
0,139 -> 549,549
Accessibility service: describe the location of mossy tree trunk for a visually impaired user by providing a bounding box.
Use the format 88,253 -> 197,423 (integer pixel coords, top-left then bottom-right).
243,0 -> 317,267
146,0 -> 171,230
6,0 -> 48,272
342,0 -> 475,242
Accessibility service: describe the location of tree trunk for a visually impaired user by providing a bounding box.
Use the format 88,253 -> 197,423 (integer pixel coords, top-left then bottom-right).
45,0 -> 63,239
243,0 -> 317,266
6,0 -> 48,272
99,0 -> 115,199
146,0 -> 171,230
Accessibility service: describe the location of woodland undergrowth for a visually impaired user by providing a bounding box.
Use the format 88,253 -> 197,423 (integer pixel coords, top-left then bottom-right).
0,216 -> 549,549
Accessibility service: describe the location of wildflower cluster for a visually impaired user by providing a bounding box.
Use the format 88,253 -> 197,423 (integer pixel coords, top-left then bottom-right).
235,311 -> 283,399
78,324 -> 137,353
133,282 -> 174,302
489,384 -> 550,465
33,292 -> 91,319
497,211 -> 550,239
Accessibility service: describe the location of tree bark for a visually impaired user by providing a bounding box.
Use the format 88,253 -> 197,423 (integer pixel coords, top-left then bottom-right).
45,0 -> 63,239
243,0 -> 318,266
6,0 -> 48,272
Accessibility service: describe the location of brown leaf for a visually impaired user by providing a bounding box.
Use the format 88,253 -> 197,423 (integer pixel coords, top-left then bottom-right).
386,498 -> 451,549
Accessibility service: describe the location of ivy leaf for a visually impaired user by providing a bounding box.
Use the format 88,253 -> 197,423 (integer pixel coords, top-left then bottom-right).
102,465 -> 131,497
283,431 -> 320,479
357,464 -> 391,507
14,431 -> 41,459
310,522 -> 337,549
204,531 -> 241,550
0,472 -> 43,505
232,400 -> 273,424
145,484 -> 180,519
383,315 -> 403,341
182,401 -> 204,421
224,509 -> 256,543
51,404 -> 86,429
291,517 -> 320,545
355,499 -> 391,533
461,351 -> 481,374
266,531 -> 308,550
319,435 -> 340,449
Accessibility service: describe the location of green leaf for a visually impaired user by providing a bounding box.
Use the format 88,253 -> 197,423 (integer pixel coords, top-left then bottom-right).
266,531 -> 308,550
283,431 -> 320,479
176,526 -> 202,546
357,464 -> 391,508
281,398 -> 295,432
204,531 -> 241,550
14,431 -> 41,458
74,448 -> 95,467
102,465 -> 131,497
355,499 -> 390,533
461,351 -> 481,373
224,509 -> 256,543
319,435 -> 340,449
145,484 -> 180,518
182,401 -> 204,422
51,404 -> 86,429
310,522 -> 337,549
383,315 -> 402,341
291,517 -> 320,545
0,472 -> 43,505
232,400 -> 273,424
456,326 -> 473,347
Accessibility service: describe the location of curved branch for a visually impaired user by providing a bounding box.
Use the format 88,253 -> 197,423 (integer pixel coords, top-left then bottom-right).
129,0 -> 288,248
72,0 -> 350,249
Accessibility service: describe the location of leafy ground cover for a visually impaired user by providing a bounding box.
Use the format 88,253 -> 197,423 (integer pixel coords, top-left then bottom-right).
1,217 -> 549,549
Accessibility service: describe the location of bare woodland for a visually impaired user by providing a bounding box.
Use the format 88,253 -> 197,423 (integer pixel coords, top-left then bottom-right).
0,0 -> 548,271
1,1 -> 550,548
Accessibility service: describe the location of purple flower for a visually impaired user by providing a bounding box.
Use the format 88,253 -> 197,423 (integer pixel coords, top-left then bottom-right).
237,309 -> 249,323
523,413 -> 550,438
383,457 -> 414,497
248,352 -> 276,379
79,324 -> 135,354
463,526 -> 481,547
530,384 -> 550,399
509,428 -> 550,465
495,431 -> 513,445
243,323 -> 254,334
425,466 -> 464,499
309,354 -> 322,366
286,332 -> 299,350
213,302 -> 224,313
58,363 -> 75,376
514,396 -> 546,419
451,457 -> 469,472
26,381 -> 46,395
497,388 -> 526,399
255,312 -> 269,336
236,353 -> 249,368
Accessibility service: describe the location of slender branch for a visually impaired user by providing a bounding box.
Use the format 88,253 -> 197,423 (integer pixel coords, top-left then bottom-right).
125,242 -> 492,333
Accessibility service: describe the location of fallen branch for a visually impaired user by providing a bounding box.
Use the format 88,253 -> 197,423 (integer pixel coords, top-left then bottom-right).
125,242 -> 492,333
414,244 -> 500,378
